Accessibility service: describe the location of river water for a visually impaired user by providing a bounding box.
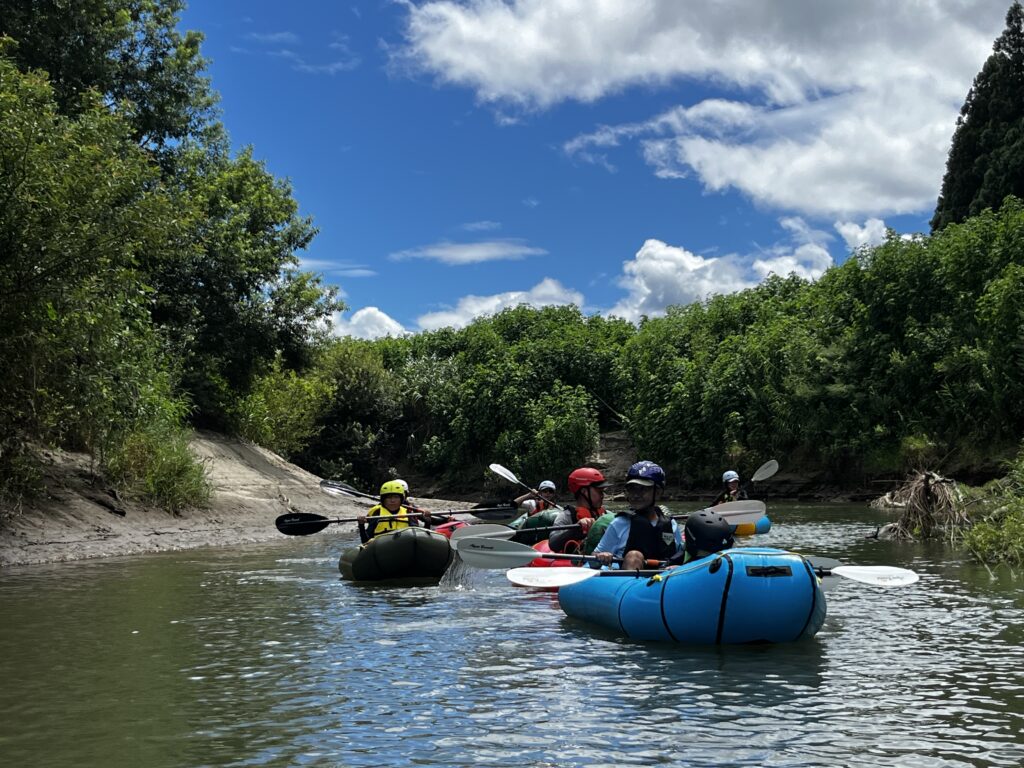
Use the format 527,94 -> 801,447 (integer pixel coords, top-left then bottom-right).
1,503 -> 1022,767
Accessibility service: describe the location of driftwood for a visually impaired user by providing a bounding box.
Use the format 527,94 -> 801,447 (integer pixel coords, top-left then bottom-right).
874,471 -> 968,541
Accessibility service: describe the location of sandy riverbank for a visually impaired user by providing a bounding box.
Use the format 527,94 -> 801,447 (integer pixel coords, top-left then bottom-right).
0,432 -> 470,568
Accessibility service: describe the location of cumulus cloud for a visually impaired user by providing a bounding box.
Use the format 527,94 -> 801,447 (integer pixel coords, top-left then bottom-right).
400,0 -> 1008,217
333,307 -> 407,339
609,216 -> 837,321
835,218 -> 889,250
389,239 -> 547,264
417,278 -> 583,331
608,239 -> 753,322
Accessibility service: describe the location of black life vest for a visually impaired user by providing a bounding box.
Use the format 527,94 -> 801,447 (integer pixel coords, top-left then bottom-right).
623,506 -> 677,560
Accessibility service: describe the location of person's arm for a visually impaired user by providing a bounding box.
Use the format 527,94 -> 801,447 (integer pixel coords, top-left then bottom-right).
592,516 -> 629,565
514,490 -> 536,506
517,498 -> 538,516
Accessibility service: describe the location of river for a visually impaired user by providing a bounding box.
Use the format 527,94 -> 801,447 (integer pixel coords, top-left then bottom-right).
1,503 -> 1022,767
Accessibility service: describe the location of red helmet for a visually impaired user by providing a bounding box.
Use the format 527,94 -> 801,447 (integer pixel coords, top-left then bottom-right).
568,467 -> 607,494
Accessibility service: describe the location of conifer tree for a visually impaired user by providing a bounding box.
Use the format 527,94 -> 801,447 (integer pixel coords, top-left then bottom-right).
932,1 -> 1024,231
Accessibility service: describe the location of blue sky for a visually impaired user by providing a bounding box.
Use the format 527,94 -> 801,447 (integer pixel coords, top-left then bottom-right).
179,0 -> 1013,338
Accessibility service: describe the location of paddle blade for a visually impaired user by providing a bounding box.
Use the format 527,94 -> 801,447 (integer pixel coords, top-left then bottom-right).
469,503 -> 520,522
751,459 -> 779,483
320,479 -> 373,500
448,524 -> 515,549
831,565 -> 919,587
275,513 -> 331,536
488,463 -> 520,485
455,536 -> 538,569
677,500 -> 766,525
506,567 -> 599,589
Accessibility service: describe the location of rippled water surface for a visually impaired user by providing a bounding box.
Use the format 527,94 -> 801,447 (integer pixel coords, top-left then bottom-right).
2,503 -> 1023,767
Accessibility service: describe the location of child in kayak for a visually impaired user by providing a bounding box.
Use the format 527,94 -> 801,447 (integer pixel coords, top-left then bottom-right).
592,461 -> 682,570
548,467 -> 607,553
357,480 -> 431,542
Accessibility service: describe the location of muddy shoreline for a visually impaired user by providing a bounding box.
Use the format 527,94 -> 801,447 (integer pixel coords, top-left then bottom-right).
0,432 -> 472,568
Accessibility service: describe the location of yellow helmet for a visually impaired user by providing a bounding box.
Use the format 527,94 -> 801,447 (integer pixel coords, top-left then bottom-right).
379,480 -> 406,498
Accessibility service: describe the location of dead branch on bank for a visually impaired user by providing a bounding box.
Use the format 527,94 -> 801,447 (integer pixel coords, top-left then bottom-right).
880,471 -> 969,541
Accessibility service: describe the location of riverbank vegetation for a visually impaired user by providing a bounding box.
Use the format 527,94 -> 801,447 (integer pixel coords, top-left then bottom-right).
3,1 -> 1024,563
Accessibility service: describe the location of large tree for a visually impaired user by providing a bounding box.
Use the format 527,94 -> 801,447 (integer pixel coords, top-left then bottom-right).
0,0 -> 218,154
932,1 -> 1024,231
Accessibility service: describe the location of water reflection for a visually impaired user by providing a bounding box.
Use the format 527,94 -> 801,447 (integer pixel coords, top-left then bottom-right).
2,507 -> 1024,767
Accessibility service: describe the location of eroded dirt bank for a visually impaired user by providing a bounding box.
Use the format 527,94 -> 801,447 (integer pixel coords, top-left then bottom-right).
0,432 -> 465,567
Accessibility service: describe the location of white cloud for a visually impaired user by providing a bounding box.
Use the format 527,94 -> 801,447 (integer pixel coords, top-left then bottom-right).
461,220 -> 502,231
609,216 -> 836,321
835,218 -> 888,251
389,239 -> 547,264
401,0 -> 1009,218
248,32 -> 300,44
751,217 -> 834,281
333,307 -> 407,339
417,278 -> 583,331
608,239 -> 753,322
270,48 -> 360,75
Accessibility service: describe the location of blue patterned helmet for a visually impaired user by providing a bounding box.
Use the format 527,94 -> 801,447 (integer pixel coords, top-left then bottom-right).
626,460 -> 665,488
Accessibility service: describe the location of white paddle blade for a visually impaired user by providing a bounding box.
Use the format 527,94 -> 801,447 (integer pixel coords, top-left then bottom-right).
488,463 -> 520,484
455,536 -> 537,569
711,500 -> 766,516
831,565 -> 919,587
447,524 -> 514,549
751,459 -> 779,483
506,567 -> 599,589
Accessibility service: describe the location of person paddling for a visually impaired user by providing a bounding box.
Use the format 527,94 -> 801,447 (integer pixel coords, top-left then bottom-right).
357,480 -> 431,543
513,479 -> 557,516
713,470 -> 748,506
592,461 -> 682,570
548,468 -> 607,553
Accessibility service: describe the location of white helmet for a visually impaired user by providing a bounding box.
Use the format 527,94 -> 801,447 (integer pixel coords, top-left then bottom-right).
538,480 -> 556,491
722,470 -> 740,483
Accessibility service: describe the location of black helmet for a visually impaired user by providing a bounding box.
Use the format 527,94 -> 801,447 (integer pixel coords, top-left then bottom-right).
684,511 -> 734,558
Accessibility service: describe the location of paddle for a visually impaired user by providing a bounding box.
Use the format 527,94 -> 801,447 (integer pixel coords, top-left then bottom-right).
670,500 -> 766,525
507,567 -> 664,589
750,459 -> 779,483
275,508 -> 510,536
489,463 -> 575,514
320,479 -> 519,521
452,502 -> 765,549
276,511 -> 436,536
319,479 -> 377,501
455,536 -> 626,569
447,522 -> 582,548
505,556 -> 920,589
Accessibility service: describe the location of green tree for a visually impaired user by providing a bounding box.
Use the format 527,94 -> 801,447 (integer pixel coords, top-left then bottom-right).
932,1 -> 1024,231
0,0 -> 218,154
0,54 -> 206,506
151,143 -> 342,425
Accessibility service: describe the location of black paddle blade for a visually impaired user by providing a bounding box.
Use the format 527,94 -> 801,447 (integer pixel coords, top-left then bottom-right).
473,499 -> 516,509
275,512 -> 331,536
470,503 -> 519,522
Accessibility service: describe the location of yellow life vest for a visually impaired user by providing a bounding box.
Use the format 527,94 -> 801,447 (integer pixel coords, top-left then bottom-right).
366,503 -> 413,537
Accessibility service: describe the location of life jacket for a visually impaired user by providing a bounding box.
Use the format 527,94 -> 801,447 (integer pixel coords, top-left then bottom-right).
547,505 -> 606,553
623,506 -> 677,560
365,504 -> 415,537
572,504 -> 604,522
529,498 -> 554,515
